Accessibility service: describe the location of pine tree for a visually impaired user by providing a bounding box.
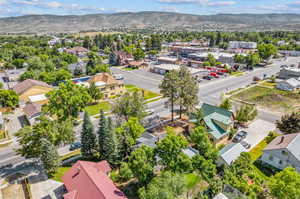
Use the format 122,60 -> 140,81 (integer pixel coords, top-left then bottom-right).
102,117 -> 120,164
40,138 -> 60,175
97,110 -> 107,155
81,112 -> 97,159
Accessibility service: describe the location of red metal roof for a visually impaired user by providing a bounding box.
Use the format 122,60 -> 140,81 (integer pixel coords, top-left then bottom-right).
62,160 -> 127,199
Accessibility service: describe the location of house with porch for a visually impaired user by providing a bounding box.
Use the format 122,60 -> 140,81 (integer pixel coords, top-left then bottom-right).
201,103 -> 234,146
88,73 -> 125,98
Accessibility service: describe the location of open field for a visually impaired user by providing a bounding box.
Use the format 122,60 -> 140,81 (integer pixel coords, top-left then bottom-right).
125,84 -> 161,100
85,101 -> 112,116
231,86 -> 300,114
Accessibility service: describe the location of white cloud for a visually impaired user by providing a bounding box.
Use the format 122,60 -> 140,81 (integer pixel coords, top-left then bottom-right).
160,6 -> 179,12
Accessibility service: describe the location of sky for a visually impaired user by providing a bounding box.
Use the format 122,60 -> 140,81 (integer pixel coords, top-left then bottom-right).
0,0 -> 300,17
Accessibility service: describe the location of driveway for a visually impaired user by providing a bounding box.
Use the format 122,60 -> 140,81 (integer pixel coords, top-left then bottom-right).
242,119 -> 276,151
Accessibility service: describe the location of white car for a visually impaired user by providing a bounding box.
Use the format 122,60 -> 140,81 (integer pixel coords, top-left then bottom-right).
113,74 -> 124,80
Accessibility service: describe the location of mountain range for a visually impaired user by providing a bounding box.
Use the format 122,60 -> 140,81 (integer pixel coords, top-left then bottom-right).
1,12 -> 300,34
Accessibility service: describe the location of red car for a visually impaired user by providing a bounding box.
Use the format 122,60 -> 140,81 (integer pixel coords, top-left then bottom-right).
210,72 -> 219,78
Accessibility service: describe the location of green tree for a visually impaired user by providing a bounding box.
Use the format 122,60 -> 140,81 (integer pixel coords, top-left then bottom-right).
191,126 -> 218,161
128,145 -> 155,185
219,98 -> 232,110
119,162 -> 133,182
258,43 -> 278,60
0,89 -> 19,108
246,53 -> 261,67
116,117 -> 145,157
207,53 -> 217,66
235,105 -> 257,124
177,66 -> 199,118
16,117 -> 74,158
88,82 -> 103,103
133,48 -> 145,60
40,138 -> 60,175
159,70 -> 180,121
155,130 -> 189,172
45,81 -> 92,120
138,172 -> 186,199
269,167 -> 300,199
81,112 -> 97,159
192,155 -> 216,180
112,91 -> 146,122
276,113 -> 300,134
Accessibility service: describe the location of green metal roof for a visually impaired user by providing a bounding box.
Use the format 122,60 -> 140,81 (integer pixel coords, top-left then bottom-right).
201,103 -> 233,140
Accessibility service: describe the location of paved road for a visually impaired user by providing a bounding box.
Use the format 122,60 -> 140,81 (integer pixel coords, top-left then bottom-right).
0,57 -> 298,168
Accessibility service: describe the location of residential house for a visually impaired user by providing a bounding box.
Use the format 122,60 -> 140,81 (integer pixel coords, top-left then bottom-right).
276,78 -> 300,91
217,143 -> 247,166
278,67 -> 300,79
13,79 -> 53,105
110,51 -> 133,66
65,46 -> 89,57
62,160 -> 127,199
182,146 -> 199,158
213,193 -> 229,199
201,103 -> 234,145
88,73 -> 125,98
261,133 -> 300,173
23,103 -> 42,125
127,60 -> 148,69
279,50 -> 300,57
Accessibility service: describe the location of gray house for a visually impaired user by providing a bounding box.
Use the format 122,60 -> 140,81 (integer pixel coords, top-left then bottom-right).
276,78 -> 300,91
278,67 -> 300,80
261,133 -> 300,173
217,143 -> 247,166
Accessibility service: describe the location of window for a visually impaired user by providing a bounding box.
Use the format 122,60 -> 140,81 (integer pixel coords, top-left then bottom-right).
269,155 -> 274,161
279,160 -> 283,165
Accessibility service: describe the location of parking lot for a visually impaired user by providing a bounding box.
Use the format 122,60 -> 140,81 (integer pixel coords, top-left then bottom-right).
241,119 -> 276,151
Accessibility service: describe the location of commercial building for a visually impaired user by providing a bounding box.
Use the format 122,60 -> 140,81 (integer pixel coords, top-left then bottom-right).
188,52 -> 236,64
228,41 -> 257,49
150,64 -> 209,77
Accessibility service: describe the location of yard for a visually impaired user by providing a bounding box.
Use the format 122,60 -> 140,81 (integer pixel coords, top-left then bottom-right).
125,84 -> 161,100
231,85 -> 300,114
85,101 -> 112,116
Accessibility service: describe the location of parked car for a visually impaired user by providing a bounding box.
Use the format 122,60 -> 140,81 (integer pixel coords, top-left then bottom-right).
203,75 -> 213,80
241,141 -> 251,149
145,109 -> 155,115
232,131 -> 248,143
69,142 -> 81,151
113,74 -> 124,80
210,72 -> 219,78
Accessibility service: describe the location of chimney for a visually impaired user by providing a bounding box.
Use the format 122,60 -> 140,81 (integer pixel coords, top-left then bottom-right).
278,136 -> 285,145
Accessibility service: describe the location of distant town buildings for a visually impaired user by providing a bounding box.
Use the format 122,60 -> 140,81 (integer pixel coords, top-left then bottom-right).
150,64 -> 208,77
110,51 -> 134,66
66,46 -> 89,57
228,41 -> 257,50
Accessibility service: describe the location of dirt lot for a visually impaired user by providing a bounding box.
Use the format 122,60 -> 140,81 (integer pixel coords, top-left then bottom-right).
231,85 -> 300,114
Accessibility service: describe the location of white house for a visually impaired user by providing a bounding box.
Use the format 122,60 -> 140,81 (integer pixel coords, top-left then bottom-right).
276,78 -> 300,91
261,133 -> 300,173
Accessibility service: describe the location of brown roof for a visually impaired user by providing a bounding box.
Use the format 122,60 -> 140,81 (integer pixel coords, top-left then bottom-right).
88,73 -> 121,85
66,46 -> 89,54
264,133 -> 299,151
128,60 -> 148,67
23,103 -> 42,118
114,51 -> 133,59
13,79 -> 52,95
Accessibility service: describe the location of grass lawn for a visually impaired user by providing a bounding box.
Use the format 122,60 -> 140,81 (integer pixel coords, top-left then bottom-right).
230,71 -> 245,77
122,67 -> 136,71
85,101 -> 112,116
125,84 -> 160,100
259,81 -> 276,88
231,85 -> 300,114
51,167 -> 71,182
249,133 -> 279,161
184,173 -> 201,189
